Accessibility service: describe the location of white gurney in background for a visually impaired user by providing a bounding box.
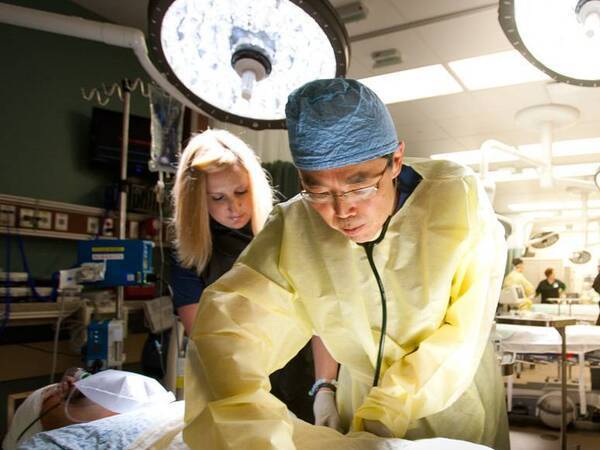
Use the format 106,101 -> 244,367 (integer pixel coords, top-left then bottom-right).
495,323 -> 600,418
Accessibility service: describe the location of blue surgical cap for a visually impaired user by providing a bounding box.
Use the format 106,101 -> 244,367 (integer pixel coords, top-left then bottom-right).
285,78 -> 399,171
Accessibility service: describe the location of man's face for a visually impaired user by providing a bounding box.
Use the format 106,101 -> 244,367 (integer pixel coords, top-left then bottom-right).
515,263 -> 524,272
299,144 -> 404,243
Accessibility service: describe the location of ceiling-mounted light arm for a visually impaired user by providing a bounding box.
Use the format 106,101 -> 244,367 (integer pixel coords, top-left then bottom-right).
480,139 -> 548,178
480,139 -> 598,192
0,2 -> 204,115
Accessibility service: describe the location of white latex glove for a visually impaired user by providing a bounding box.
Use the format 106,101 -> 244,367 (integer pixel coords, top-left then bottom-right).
313,389 -> 343,432
363,419 -> 393,437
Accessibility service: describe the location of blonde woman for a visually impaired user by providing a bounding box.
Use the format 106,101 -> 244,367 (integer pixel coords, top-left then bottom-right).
171,129 -> 274,335
172,129 -> 335,425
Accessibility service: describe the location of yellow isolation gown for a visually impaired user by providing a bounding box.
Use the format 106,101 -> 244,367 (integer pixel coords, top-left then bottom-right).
183,159 -> 509,450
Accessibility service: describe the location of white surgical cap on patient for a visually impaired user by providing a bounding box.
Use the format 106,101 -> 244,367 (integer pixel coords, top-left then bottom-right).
285,78 -> 399,171
75,370 -> 175,414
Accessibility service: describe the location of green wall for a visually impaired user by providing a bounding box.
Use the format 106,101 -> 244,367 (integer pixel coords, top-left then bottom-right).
0,0 -> 152,277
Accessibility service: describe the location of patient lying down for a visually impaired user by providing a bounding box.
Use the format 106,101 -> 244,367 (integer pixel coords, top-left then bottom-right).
3,368 -> 174,450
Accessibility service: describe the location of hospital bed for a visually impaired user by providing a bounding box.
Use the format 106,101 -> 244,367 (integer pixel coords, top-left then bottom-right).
18,400 -> 493,450
495,322 -> 600,416
531,303 -> 600,324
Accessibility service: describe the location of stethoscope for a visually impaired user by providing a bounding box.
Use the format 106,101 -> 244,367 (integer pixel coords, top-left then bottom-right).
359,215 -> 393,387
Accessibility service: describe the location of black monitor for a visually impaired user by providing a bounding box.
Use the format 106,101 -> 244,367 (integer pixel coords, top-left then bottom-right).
90,107 -> 152,177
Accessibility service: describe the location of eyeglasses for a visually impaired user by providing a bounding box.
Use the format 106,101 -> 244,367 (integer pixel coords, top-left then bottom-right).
300,164 -> 389,204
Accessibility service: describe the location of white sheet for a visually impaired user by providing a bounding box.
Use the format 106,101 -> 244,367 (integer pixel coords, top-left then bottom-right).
126,402 -> 492,450
495,323 -> 600,354
531,303 -> 599,324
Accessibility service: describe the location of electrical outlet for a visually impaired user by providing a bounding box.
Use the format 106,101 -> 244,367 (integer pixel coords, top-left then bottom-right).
19,208 -> 35,228
37,210 -> 52,230
55,213 -> 69,231
87,217 -> 100,234
0,205 -> 16,227
102,218 -> 114,236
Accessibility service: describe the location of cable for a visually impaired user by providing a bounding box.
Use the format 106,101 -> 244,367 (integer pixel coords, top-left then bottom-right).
17,343 -> 80,358
50,297 -> 66,384
1,231 -> 12,337
154,172 -> 168,377
16,401 -> 61,442
15,233 -> 54,302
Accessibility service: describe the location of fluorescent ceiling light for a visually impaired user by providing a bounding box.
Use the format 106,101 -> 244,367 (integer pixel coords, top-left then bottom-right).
359,64 -> 463,104
507,200 -> 600,212
431,137 -> 600,166
448,49 -> 550,90
431,148 -> 515,166
485,163 -> 600,183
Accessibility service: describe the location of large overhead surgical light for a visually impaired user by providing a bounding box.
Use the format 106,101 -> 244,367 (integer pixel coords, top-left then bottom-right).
148,0 -> 350,129
499,0 -> 600,86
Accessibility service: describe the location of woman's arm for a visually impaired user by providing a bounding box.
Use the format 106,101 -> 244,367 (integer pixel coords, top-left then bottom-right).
311,336 -> 338,381
177,303 -> 199,336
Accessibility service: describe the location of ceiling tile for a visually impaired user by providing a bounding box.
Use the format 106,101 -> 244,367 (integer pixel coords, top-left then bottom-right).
405,138 -> 465,158
415,8 -> 512,61
394,120 -> 451,142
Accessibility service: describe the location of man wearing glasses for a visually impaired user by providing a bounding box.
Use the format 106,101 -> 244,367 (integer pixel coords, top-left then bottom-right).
184,79 -> 509,450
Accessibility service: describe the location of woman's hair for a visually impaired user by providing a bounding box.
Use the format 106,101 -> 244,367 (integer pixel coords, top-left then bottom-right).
544,268 -> 554,278
172,129 -> 274,274
512,258 -> 523,267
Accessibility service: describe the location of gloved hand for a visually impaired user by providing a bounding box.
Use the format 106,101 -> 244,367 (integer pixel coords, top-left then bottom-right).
313,389 -> 343,432
364,419 -> 393,437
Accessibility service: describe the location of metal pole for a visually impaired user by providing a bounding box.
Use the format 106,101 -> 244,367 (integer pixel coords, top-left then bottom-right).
558,327 -> 568,450
115,79 -> 131,367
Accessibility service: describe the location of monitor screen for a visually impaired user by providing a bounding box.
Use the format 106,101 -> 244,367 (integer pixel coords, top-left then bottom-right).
514,285 -> 525,299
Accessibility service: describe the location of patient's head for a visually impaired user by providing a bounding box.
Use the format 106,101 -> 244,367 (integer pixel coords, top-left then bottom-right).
41,368 -> 117,431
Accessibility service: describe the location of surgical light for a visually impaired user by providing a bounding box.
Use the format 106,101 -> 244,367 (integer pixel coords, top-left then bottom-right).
148,0 -> 350,130
499,0 -> 600,86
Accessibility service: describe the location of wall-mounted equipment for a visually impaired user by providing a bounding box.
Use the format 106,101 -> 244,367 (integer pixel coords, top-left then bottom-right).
77,239 -> 154,287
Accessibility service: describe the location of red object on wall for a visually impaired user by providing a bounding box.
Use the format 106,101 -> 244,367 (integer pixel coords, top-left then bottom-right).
125,284 -> 157,300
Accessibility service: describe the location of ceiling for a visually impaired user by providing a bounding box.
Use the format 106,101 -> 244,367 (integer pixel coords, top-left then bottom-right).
68,0 -> 600,227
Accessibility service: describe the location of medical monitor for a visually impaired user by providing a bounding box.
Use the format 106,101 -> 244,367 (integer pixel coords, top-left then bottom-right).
499,285 -> 527,305
514,285 -> 525,300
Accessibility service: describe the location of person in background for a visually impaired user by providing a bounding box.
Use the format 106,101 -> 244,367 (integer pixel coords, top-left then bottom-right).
503,258 -> 534,298
536,267 -> 566,303
183,78 -> 509,450
593,264 -> 600,296
503,257 -> 534,308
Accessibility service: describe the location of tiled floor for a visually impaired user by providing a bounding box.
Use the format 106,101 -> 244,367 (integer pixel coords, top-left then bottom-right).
510,424 -> 600,450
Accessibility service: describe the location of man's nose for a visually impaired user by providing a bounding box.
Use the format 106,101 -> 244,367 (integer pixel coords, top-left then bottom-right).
333,196 -> 355,218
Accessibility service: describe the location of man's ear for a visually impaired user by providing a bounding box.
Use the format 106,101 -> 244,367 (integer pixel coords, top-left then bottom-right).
391,142 -> 405,178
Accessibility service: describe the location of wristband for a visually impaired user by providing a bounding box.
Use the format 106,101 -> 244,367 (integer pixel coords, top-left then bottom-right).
308,378 -> 338,397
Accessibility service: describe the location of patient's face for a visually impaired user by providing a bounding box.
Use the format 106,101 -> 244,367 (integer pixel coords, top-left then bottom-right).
40,388 -> 117,431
